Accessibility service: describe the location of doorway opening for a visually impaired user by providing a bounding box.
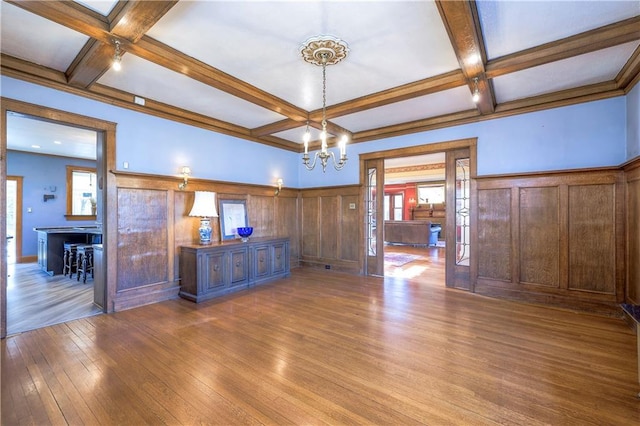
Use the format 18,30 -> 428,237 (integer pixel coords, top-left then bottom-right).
383,153 -> 446,281
5,114 -> 101,335
2,99 -> 115,338
362,137 -> 476,290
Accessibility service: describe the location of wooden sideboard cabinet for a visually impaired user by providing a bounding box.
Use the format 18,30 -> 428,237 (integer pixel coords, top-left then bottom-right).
179,237 -> 290,302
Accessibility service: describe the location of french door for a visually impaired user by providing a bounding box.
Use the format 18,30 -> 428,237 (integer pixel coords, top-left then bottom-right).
364,158 -> 384,276
445,148 -> 473,290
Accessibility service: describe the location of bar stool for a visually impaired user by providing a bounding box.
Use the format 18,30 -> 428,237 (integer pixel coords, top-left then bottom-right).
76,245 -> 94,283
63,242 -> 79,278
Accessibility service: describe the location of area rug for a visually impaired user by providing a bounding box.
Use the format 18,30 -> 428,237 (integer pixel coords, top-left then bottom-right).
384,253 -> 423,267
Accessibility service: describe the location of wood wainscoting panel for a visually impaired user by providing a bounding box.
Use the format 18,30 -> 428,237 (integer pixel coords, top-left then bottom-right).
247,195 -> 275,238
519,186 -> 560,287
478,188 -> 511,281
302,197 -> 319,258
320,196 -> 339,260
627,164 -> 640,304
476,168 -> 625,314
117,188 -> 169,290
275,196 -> 300,263
300,186 -> 361,272
340,194 -> 359,262
568,184 -> 616,294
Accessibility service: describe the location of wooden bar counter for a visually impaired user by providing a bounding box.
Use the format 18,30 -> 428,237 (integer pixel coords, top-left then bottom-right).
33,226 -> 102,276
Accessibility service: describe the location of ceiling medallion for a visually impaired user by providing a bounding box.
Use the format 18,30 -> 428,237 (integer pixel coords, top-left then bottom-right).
300,35 -> 349,66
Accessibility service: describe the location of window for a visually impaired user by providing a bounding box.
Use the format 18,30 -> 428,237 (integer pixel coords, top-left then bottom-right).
66,166 -> 97,219
384,193 -> 404,221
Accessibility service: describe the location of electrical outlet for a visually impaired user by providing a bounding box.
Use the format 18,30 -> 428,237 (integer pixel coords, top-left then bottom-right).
349,203 -> 356,209
325,265 -> 331,269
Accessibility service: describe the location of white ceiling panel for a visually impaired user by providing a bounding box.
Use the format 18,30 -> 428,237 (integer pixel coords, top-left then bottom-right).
145,0 -> 459,110
333,86 -> 476,132
7,113 -> 97,160
494,40 -> 640,103
74,0 -> 118,16
97,54 -> 286,128
478,0 -> 640,59
0,2 -> 90,71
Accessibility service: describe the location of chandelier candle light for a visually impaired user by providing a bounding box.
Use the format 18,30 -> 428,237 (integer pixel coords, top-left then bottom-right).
301,35 -> 349,172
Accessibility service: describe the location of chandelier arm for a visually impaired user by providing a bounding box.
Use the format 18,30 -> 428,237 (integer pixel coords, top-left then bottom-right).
333,153 -> 348,171
303,152 -> 320,171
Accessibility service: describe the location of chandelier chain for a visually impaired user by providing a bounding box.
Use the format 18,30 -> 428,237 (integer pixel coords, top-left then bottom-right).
322,55 -> 327,129
300,36 -> 349,173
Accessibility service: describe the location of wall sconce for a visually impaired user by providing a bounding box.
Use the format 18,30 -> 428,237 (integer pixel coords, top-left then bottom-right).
178,166 -> 191,190
274,178 -> 283,196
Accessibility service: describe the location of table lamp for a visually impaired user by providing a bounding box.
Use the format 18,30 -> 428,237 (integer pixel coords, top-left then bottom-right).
189,191 -> 218,244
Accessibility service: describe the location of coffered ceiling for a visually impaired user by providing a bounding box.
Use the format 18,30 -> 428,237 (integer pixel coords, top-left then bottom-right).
1,0 -> 639,156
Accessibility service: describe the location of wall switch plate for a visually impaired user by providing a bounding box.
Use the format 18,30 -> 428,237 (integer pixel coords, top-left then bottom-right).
123,161 -> 129,169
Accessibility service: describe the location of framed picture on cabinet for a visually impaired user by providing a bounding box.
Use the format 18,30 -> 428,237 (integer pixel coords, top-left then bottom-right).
219,199 -> 248,240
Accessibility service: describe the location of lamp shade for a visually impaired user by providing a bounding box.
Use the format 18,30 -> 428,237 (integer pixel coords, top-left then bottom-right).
189,191 -> 218,218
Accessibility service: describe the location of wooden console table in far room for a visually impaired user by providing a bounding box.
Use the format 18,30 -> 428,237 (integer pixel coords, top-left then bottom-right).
179,237 -> 290,303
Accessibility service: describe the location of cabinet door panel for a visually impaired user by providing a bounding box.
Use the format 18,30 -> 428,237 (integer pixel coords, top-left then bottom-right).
254,245 -> 270,278
230,249 -> 248,285
204,252 -> 226,291
272,242 -> 287,274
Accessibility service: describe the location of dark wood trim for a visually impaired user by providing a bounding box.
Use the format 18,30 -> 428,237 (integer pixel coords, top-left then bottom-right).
618,45 -> 640,91
111,170 -> 299,198
360,137 -> 477,161
475,164 -> 623,181
485,16 -> 640,79
435,0 -> 495,114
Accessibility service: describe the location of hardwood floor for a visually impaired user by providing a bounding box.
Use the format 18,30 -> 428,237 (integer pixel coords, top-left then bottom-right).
2,261 -> 638,425
384,243 -> 445,280
6,262 -> 102,336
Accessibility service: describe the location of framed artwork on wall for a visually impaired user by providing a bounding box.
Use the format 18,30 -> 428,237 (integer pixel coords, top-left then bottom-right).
219,199 -> 248,240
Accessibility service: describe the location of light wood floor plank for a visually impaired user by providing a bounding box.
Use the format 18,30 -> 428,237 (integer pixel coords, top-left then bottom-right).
7,262 -> 101,335
2,249 -> 638,424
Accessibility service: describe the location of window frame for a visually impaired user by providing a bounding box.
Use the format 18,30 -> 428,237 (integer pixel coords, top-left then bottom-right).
65,165 -> 97,221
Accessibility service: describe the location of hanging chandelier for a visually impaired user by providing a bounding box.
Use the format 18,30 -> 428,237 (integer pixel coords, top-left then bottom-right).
300,35 -> 349,172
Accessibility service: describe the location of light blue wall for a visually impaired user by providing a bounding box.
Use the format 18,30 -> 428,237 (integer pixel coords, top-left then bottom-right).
7,151 -> 96,257
1,75 -> 631,192
298,97 -> 628,187
627,83 -> 640,160
1,76 -> 299,188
